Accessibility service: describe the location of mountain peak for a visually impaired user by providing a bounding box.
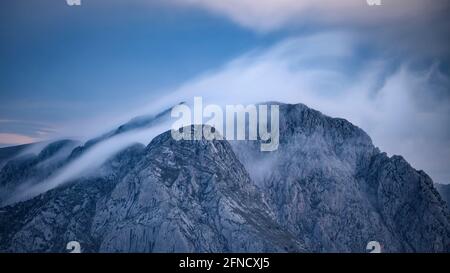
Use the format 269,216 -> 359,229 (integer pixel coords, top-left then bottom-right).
0,102 -> 448,252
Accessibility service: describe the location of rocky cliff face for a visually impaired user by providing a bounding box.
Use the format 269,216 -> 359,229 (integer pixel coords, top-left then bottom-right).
0,127 -> 302,252
0,144 -> 144,252
230,103 -> 449,252
436,183 -> 450,208
0,103 -> 448,253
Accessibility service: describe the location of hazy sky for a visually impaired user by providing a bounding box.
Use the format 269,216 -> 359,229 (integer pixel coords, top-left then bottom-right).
0,0 -> 449,183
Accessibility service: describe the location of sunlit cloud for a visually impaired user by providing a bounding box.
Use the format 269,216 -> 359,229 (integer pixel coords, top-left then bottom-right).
0,133 -> 36,146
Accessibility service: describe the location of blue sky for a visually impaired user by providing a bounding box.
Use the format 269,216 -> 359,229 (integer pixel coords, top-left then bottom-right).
0,0 -> 449,183
0,0 -> 283,136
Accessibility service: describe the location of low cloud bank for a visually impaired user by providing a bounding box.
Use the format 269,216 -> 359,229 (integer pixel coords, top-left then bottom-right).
3,122 -> 171,206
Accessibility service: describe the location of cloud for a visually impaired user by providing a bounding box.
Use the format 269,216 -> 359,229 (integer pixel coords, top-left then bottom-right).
145,31 -> 450,183
3,121 -> 171,205
172,0 -> 448,32
0,133 -> 35,146
170,0 -> 450,60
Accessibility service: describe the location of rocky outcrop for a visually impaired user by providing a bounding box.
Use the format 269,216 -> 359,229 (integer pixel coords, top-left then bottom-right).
0,127 -> 302,253
230,103 -> 450,252
435,183 -> 450,208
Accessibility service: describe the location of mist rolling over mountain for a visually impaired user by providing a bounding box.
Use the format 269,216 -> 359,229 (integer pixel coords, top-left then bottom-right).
0,0 -> 450,254
0,103 -> 448,252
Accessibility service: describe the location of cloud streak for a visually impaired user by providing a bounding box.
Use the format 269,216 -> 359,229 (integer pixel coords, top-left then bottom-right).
172,0 -> 449,32
3,121 -> 171,206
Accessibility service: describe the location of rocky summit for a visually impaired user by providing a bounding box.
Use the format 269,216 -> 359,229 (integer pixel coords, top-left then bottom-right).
0,103 -> 448,253
230,103 -> 449,252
